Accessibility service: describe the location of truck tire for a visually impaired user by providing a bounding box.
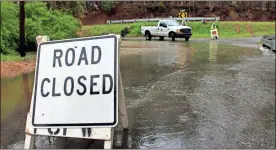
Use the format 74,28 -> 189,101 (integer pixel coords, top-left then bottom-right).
185,37 -> 190,41
145,31 -> 152,41
169,32 -> 176,41
159,36 -> 165,40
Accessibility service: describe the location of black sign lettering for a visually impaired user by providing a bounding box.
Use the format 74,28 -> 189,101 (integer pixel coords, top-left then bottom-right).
62,128 -> 67,136
52,78 -> 61,97
91,46 -> 101,64
34,128 -> 37,134
64,77 -> 74,96
77,76 -> 87,95
90,75 -> 100,95
41,78 -> 50,97
48,128 -> 60,135
40,75 -> 115,97
53,49 -> 63,67
65,48 -> 75,67
78,47 -> 88,66
38,43 -> 117,107
103,74 -> 113,94
82,128 -> 91,137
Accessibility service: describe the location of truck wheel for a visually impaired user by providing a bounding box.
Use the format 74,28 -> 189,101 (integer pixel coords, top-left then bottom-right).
185,37 -> 190,41
169,32 -> 176,41
145,31 -> 152,41
159,36 -> 165,40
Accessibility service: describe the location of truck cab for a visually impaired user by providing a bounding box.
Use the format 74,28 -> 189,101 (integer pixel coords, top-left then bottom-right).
141,20 -> 192,41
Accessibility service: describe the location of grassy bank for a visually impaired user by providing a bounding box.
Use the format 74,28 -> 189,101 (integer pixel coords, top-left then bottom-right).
1,53 -> 36,62
82,21 -> 275,38
1,53 -> 36,79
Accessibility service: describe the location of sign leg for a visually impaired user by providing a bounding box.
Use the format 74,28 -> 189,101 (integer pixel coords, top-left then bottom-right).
118,70 -> 129,129
122,129 -> 129,148
103,128 -> 114,149
24,134 -> 35,149
104,140 -> 113,149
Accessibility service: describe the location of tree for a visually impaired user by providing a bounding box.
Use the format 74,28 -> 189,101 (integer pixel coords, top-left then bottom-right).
47,1 -> 85,18
100,1 -> 116,15
1,2 -> 81,55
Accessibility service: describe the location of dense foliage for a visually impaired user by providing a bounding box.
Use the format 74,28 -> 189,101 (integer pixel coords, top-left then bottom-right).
100,1 -> 116,15
46,1 -> 85,18
1,2 -> 81,55
1,2 -> 19,54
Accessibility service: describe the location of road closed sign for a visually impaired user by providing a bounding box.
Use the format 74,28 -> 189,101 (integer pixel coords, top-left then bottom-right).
31,35 -> 118,128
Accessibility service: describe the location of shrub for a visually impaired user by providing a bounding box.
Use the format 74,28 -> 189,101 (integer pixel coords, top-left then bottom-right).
100,1 -> 116,15
25,2 -> 81,44
0,2 -> 19,55
1,2 -> 81,55
157,2 -> 166,9
46,1 -> 85,18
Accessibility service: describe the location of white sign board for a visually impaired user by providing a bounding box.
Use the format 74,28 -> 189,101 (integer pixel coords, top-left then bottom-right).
31,35 -> 118,128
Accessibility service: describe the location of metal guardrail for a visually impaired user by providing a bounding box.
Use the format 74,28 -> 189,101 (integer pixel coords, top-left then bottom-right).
107,17 -> 220,24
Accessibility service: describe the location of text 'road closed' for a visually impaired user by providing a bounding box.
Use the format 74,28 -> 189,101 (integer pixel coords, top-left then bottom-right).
40,46 -> 113,97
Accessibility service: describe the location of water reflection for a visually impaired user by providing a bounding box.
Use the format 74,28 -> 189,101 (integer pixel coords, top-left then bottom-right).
209,40 -> 218,62
1,72 -> 34,148
22,73 -> 32,104
118,40 -> 274,149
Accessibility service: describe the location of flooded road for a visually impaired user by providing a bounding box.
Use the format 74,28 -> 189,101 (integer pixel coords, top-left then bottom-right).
1,73 -> 34,148
1,39 -> 275,149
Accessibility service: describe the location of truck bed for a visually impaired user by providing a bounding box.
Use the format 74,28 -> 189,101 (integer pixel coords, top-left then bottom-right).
141,26 -> 156,30
260,36 -> 275,51
141,26 -> 157,35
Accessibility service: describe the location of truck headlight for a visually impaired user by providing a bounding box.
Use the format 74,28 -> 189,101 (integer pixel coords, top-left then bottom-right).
176,29 -> 180,32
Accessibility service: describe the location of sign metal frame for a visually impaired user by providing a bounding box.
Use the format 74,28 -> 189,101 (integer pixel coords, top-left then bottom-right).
31,35 -> 119,128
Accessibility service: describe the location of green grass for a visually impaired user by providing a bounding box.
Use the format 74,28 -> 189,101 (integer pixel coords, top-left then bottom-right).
82,21 -> 275,38
1,52 -> 36,62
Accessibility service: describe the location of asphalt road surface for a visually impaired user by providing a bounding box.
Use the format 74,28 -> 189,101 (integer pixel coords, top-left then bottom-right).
1,37 -> 275,149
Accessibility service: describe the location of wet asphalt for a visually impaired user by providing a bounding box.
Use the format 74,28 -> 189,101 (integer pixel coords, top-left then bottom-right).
1,37 -> 275,149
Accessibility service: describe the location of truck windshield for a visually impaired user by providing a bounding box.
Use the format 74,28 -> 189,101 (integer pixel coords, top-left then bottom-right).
166,20 -> 180,26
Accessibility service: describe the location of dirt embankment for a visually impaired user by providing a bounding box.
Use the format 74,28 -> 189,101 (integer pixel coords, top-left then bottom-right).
1,61 -> 36,79
81,2 -> 276,25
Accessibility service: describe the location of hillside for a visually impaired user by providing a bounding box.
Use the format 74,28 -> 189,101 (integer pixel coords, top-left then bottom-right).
81,1 -> 276,25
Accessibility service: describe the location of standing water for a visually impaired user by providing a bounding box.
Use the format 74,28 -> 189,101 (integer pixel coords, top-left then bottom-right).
1,73 -> 34,148
1,40 -> 275,149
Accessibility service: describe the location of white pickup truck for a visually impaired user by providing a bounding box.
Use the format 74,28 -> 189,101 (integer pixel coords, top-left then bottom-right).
141,20 -> 192,41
